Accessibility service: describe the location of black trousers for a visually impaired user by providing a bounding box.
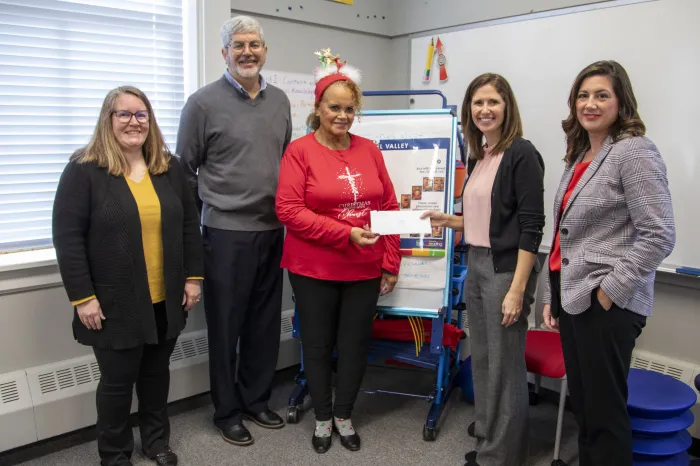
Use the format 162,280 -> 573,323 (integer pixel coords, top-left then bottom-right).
92,301 -> 177,466
551,272 -> 646,466
288,272 -> 381,421
202,226 -> 284,428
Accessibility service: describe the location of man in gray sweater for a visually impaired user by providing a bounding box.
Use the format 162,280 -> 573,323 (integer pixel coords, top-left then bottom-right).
176,15 -> 291,447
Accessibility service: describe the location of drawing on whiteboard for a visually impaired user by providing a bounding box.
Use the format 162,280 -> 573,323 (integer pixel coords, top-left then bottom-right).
395,256 -> 446,290
264,70 -> 316,141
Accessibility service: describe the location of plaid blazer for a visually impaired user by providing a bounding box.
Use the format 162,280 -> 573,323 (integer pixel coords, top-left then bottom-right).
544,135 -> 675,316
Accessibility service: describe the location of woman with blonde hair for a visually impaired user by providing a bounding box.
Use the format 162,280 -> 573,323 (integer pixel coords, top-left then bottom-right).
52,86 -> 203,466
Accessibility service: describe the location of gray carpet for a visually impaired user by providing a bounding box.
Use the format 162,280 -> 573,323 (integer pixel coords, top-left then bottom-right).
7,364 -> 580,466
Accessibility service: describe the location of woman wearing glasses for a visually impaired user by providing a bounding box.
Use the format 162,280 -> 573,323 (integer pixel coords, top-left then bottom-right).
52,86 -> 203,466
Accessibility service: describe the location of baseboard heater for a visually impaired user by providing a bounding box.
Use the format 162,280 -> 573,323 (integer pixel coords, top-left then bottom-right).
0,309 -> 299,453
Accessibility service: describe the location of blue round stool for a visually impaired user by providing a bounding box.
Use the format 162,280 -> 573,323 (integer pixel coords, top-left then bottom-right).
628,369 -> 697,419
628,369 -> 697,466
631,411 -> 694,436
633,451 -> 690,466
633,430 -> 692,456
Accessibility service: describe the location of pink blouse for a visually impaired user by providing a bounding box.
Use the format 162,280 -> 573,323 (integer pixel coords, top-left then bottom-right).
463,148 -> 504,248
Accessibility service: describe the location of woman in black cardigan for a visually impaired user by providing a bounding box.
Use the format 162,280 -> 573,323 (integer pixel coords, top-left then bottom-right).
52,86 -> 203,466
422,74 -> 545,466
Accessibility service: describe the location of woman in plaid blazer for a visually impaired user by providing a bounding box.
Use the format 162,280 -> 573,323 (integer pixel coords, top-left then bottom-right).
542,61 -> 675,466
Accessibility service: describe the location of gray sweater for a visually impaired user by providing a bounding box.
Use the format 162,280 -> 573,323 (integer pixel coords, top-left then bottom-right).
176,76 -> 292,231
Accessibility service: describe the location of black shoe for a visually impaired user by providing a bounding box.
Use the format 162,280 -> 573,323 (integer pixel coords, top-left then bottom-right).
219,423 -> 254,446
334,425 -> 361,452
467,421 -> 476,438
312,434 -> 332,454
147,446 -> 178,466
242,409 -> 285,429
464,450 -> 477,462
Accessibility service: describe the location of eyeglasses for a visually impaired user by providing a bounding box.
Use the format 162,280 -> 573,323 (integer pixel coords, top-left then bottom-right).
112,110 -> 149,123
228,41 -> 264,52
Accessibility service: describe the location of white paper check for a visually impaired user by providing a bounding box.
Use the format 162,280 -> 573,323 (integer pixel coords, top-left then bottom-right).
370,210 -> 432,235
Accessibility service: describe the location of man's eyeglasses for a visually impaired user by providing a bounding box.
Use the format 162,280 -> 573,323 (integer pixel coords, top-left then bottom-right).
228,41 -> 264,52
112,110 -> 149,123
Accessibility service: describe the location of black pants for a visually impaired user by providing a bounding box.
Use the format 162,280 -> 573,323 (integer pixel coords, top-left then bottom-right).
202,226 -> 284,428
551,272 -> 646,466
92,301 -> 177,466
288,272 -> 381,421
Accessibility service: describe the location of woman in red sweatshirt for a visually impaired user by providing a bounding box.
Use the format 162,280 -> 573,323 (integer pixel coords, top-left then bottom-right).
275,51 -> 401,454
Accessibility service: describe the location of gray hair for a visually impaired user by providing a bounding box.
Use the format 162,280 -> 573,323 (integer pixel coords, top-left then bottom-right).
220,16 -> 265,48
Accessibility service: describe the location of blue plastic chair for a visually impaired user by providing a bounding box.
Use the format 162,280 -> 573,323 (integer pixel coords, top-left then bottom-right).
628,369 -> 697,419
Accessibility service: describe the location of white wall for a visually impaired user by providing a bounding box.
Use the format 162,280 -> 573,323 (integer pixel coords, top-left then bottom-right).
388,0 -> 613,36
228,0 -> 393,36
241,12 -> 408,111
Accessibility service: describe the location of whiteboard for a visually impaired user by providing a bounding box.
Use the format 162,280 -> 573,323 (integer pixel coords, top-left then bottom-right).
263,70 -> 315,141
410,0 -> 700,270
352,112 -> 456,311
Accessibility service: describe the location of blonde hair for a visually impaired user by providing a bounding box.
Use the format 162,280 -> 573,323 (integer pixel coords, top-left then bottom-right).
71,86 -> 171,176
306,80 -> 363,132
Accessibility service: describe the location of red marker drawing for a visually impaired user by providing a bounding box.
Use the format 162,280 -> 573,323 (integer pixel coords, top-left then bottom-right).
436,37 -> 448,82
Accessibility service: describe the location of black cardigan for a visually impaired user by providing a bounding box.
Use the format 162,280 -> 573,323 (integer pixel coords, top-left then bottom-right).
52,157 -> 204,349
466,137 -> 545,273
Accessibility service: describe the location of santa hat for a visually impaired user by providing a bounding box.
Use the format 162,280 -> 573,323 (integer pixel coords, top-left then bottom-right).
313,48 -> 362,104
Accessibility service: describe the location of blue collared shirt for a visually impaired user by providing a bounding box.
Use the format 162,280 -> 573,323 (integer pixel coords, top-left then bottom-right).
224,70 -> 267,98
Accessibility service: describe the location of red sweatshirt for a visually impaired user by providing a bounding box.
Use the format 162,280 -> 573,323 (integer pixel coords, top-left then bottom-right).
276,133 -> 401,281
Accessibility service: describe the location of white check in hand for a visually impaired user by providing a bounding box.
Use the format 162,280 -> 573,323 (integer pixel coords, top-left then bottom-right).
370,211 -> 432,235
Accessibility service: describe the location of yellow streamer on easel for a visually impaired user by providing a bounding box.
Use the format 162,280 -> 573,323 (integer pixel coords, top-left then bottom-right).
408,316 -> 419,357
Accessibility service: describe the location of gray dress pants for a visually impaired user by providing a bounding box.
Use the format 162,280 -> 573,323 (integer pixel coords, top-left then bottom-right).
466,246 -> 538,466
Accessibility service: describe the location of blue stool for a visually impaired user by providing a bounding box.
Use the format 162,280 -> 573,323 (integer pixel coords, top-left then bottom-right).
631,411 -> 694,436
633,452 -> 690,466
628,369 -> 697,466
628,369 -> 697,419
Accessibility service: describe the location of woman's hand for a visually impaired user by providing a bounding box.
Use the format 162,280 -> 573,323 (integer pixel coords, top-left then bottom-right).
543,304 -> 559,331
501,289 -> 524,327
350,225 -> 379,247
596,287 -> 613,311
380,272 -> 398,295
420,211 -> 450,228
77,298 -> 106,331
182,279 -> 202,312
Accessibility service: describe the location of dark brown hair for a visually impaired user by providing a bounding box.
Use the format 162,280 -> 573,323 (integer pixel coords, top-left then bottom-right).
71,86 -> 170,175
306,80 -> 363,131
562,60 -> 646,164
461,73 -> 523,160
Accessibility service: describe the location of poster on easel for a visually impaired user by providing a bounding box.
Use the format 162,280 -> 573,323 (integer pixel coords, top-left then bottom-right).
379,138 -> 450,253
352,113 -> 455,300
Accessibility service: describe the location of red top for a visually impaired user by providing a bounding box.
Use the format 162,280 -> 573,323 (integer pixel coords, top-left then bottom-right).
549,161 -> 591,272
276,133 -> 401,281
